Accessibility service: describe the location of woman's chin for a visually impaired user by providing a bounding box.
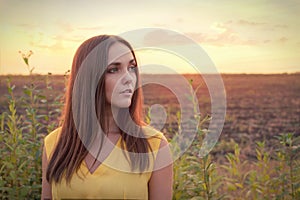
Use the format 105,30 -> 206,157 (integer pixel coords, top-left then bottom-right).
111,100 -> 132,109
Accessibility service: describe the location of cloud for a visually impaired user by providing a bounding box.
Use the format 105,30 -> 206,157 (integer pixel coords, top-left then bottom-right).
152,23 -> 168,27
29,39 -> 65,51
141,25 -> 258,47
29,34 -> 65,51
176,18 -> 184,23
29,33 -> 85,51
52,35 -> 84,43
225,19 -> 289,30
277,37 -> 288,43
186,22 -> 259,46
273,24 -> 289,29
56,20 -> 74,32
77,26 -> 103,31
185,20 -> 291,46
186,32 -> 257,46
143,29 -> 194,46
235,20 -> 267,26
16,23 -> 38,29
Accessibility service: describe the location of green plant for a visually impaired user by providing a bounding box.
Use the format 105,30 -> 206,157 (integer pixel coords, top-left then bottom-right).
18,50 -> 34,75
274,133 -> 300,199
172,79 -> 223,200
246,141 -> 275,199
221,142 -> 250,199
172,135 -> 223,200
0,78 -> 43,199
0,51 -> 64,199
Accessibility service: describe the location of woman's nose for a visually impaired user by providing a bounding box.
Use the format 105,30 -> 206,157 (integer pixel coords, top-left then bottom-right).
121,71 -> 134,85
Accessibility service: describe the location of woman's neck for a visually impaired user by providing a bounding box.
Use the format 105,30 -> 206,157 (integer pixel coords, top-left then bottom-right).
106,106 -> 120,134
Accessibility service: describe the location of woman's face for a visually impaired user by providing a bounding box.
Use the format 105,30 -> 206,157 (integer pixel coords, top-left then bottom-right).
105,42 -> 137,109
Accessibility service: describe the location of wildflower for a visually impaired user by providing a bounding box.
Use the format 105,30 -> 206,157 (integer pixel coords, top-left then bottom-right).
19,50 -> 35,75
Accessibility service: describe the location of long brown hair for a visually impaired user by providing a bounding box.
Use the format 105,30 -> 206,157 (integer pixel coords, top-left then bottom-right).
46,35 -> 152,184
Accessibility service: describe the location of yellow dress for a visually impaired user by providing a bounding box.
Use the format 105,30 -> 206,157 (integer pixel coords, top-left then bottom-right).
44,126 -> 164,200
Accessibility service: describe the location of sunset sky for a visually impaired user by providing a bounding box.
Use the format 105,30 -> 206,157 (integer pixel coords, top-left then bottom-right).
0,0 -> 299,75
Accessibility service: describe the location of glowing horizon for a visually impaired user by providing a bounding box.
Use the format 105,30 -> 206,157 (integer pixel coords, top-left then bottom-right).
0,0 -> 299,75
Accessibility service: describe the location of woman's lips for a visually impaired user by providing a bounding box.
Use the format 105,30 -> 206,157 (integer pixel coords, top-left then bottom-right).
120,88 -> 133,94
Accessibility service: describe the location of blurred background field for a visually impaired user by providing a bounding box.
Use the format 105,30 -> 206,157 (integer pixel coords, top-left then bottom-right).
1,73 -> 299,152
0,73 -> 299,199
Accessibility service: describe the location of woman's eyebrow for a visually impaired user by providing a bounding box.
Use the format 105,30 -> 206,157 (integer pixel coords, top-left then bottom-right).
108,59 -> 136,66
129,59 -> 136,64
108,61 -> 121,67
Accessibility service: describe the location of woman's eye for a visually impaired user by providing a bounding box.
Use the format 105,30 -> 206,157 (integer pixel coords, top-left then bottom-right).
128,65 -> 137,72
107,67 -> 118,73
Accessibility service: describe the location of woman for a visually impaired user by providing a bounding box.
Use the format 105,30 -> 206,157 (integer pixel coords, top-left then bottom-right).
42,35 -> 173,199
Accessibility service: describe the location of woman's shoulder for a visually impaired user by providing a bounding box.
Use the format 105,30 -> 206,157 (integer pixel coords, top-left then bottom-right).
45,127 -> 62,144
142,126 -> 168,150
143,126 -> 165,139
44,127 -> 62,159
